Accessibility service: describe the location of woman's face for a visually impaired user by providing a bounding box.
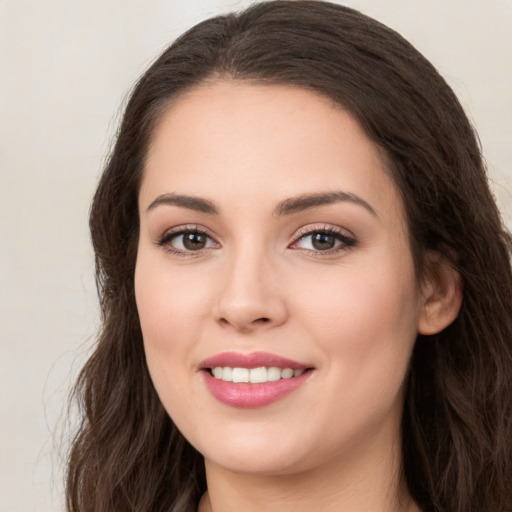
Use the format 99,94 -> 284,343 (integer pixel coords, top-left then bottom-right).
135,82 -> 427,476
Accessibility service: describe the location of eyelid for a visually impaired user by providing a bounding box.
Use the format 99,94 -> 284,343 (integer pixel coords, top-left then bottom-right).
154,223 -> 356,256
289,224 -> 357,254
155,224 -> 220,255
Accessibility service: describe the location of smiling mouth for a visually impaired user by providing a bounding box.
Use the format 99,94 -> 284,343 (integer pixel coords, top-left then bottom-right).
208,366 -> 307,383
202,367 -> 314,408
199,352 -> 314,407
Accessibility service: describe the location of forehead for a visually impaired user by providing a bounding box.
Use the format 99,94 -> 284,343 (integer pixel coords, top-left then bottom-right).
141,81 -> 402,223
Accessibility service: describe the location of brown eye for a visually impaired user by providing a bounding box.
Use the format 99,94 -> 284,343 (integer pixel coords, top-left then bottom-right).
311,232 -> 336,250
182,232 -> 207,250
159,229 -> 217,253
290,228 -> 356,254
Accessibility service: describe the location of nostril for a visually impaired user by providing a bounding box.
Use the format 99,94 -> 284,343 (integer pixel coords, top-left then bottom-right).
216,312 -> 276,331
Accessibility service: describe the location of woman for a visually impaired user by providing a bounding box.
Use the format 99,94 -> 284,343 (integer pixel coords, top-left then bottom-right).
67,1 -> 512,511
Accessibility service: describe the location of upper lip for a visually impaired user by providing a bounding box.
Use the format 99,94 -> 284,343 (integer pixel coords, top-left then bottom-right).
199,351 -> 311,370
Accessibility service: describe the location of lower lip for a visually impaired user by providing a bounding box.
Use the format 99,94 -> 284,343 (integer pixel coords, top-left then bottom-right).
202,370 -> 312,408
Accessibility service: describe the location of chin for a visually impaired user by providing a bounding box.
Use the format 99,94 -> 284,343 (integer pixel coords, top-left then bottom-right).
204,448 -> 306,476
192,424 -> 324,477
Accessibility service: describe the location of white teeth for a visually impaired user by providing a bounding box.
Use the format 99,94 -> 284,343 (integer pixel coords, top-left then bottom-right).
211,366 -> 305,383
267,367 -> 281,382
222,367 -> 233,381
281,368 -> 294,379
232,367 -> 249,383
249,367 -> 267,383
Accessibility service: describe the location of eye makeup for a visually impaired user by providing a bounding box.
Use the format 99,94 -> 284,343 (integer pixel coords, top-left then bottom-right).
154,222 -> 357,258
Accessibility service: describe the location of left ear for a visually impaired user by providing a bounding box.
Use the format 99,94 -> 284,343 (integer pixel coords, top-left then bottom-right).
417,255 -> 463,335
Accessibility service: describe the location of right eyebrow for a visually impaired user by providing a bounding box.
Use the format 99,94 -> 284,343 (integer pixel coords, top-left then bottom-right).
146,193 -> 219,215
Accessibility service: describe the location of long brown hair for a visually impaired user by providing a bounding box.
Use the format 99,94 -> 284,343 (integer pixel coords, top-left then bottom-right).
67,2 -> 512,511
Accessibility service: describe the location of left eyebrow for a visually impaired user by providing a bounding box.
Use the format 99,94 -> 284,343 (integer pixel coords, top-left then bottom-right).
274,191 -> 377,217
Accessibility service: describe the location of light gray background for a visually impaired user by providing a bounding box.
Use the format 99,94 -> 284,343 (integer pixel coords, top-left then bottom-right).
1,1 -> 511,510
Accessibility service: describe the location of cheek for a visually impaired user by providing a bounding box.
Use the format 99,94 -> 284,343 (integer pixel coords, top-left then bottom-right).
134,258 -> 213,438
135,257 -> 211,348
134,254 -> 212,406
294,252 -> 420,399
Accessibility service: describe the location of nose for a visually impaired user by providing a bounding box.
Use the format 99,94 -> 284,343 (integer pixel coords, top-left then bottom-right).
213,250 -> 288,333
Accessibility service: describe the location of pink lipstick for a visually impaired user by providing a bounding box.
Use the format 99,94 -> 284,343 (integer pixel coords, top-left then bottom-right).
199,351 -> 313,408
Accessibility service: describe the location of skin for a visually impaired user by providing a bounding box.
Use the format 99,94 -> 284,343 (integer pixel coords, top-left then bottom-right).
135,81 -> 461,511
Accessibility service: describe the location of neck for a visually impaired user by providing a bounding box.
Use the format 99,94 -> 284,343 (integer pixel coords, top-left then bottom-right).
197,426 -> 419,512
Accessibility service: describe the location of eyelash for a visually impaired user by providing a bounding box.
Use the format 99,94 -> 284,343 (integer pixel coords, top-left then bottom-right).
291,226 -> 357,255
156,225 -> 357,257
156,225 -> 218,256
